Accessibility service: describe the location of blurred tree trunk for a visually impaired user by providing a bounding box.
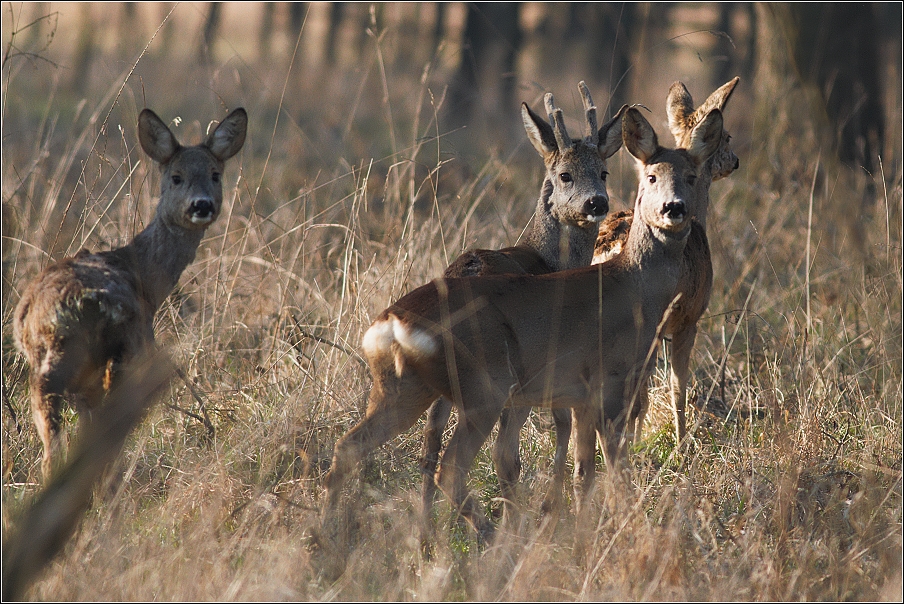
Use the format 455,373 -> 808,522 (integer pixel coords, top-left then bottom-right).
258,3 -> 275,61
431,2 -> 448,61
323,2 -> 345,66
197,2 -> 222,64
71,4 -> 95,95
565,3 -> 636,116
289,3 -> 307,44
790,4 -> 886,173
760,4 -> 887,173
447,2 -> 523,128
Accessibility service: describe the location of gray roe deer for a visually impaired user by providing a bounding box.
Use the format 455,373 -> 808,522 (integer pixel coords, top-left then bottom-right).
324,107 -> 724,540
13,107 -> 247,480
420,83 -> 627,524
594,77 -> 739,442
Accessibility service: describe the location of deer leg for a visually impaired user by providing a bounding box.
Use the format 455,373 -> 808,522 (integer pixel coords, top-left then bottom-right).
571,405 -> 599,520
492,405 -> 531,520
437,397 -> 503,543
420,397 -> 452,528
627,380 -> 650,446
324,375 -> 435,513
541,407 -> 572,515
600,376 -> 631,470
29,351 -> 82,482
30,378 -> 65,483
669,325 -> 697,442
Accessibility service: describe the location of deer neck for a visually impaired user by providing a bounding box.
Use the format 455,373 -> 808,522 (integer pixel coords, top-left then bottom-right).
519,178 -> 598,271
118,217 -> 206,310
622,203 -> 690,303
693,166 -> 716,230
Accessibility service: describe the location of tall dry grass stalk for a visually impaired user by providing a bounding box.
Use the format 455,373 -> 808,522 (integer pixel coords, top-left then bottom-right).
2,3 -> 901,600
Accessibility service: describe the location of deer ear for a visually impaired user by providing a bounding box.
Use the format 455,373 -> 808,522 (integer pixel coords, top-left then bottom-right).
521,102 -> 557,157
693,77 -> 739,123
666,81 -> 695,142
597,104 -> 628,160
687,109 -> 724,165
206,107 -> 247,161
138,109 -> 180,164
622,107 -> 658,164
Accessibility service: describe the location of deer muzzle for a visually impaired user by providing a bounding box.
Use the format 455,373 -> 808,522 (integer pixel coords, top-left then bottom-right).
188,199 -> 216,224
582,195 -> 609,222
661,200 -> 687,225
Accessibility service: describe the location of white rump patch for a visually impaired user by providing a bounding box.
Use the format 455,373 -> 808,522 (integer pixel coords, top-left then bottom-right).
392,316 -> 438,359
362,320 -> 395,356
363,316 -> 438,377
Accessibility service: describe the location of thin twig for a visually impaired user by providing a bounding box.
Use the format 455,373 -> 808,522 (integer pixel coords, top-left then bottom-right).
290,315 -> 368,369
173,367 -> 215,438
1,378 -> 22,434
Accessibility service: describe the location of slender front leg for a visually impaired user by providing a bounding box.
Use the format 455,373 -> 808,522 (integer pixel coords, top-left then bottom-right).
541,407 -> 572,515
492,406 -> 532,520
669,325 -> 697,442
600,376 -> 631,471
571,405 -> 599,520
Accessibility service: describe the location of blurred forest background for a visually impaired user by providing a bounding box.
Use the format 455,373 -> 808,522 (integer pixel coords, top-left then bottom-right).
2,2 -> 901,240
1,3 -> 902,601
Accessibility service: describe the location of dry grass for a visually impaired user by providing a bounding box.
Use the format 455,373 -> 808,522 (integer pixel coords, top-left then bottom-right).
2,3 -> 901,600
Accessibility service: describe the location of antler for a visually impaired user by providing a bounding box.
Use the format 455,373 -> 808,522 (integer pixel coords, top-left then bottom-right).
544,93 -> 572,151
579,81 -> 598,146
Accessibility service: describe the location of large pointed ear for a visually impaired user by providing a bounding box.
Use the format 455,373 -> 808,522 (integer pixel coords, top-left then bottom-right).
666,81 -> 695,142
138,109 -> 180,164
686,109 -> 724,165
622,107 -> 659,164
521,101 -> 557,157
597,104 -> 628,160
693,77 -> 739,122
205,107 -> 247,161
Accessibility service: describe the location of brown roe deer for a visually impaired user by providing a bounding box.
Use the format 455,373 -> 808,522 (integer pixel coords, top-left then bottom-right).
594,77 -> 740,442
324,106 -> 724,541
13,107 -> 247,480
420,83 -> 627,525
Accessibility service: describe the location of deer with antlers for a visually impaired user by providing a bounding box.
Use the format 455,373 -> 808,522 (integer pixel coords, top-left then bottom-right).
13,107 -> 247,481
324,105 -> 724,541
419,83 -> 627,526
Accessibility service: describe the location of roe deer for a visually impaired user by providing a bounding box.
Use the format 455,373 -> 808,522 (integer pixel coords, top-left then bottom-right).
420,83 -> 627,526
324,107 -> 724,541
13,107 -> 247,481
594,77 -> 740,442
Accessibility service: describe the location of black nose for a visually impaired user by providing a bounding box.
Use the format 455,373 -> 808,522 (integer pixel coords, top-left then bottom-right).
583,195 -> 609,217
662,201 -> 686,219
734,157 -> 740,170
189,199 -> 215,218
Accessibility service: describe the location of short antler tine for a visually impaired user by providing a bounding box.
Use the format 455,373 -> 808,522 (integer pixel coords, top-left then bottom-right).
544,92 -> 572,150
579,81 -> 598,144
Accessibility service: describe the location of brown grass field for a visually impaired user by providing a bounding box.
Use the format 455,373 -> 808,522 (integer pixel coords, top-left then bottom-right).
2,3 -> 901,600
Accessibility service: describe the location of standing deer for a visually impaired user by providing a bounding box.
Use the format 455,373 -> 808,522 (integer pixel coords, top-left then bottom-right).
13,107 -> 247,481
324,106 -> 724,541
420,83 -> 627,526
594,77 -> 740,442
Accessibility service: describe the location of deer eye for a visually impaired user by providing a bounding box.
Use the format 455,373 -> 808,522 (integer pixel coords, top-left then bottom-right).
172,174 -> 183,185
559,172 -> 573,184
687,174 -> 697,186
600,170 -> 609,181
212,172 -> 221,184
647,175 -> 657,184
